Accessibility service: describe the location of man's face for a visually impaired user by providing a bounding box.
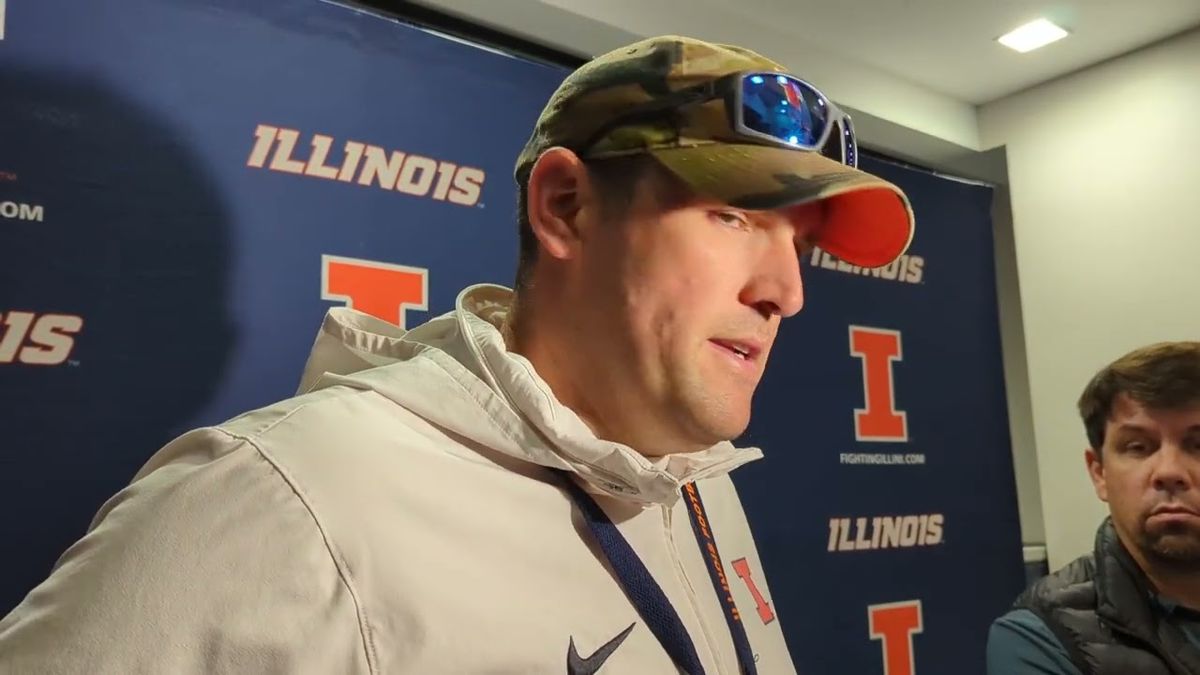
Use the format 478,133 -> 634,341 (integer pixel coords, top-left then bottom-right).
1088,393 -> 1200,569
571,169 -> 822,454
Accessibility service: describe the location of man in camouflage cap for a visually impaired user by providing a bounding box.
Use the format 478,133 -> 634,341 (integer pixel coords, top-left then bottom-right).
0,35 -> 911,674
492,34 -> 914,673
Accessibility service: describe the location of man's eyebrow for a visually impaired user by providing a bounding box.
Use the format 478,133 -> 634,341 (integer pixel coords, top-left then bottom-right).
1112,423 -> 1153,435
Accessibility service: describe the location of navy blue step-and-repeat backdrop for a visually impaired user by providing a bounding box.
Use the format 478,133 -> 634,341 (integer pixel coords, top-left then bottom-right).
0,1 -> 1024,672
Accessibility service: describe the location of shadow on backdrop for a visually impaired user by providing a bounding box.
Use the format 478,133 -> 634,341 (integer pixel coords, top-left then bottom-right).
0,67 -> 235,614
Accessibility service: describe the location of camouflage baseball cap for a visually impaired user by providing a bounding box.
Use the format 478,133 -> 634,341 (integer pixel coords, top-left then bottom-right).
514,35 -> 914,268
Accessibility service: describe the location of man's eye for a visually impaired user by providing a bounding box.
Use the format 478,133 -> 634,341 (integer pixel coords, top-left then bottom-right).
1124,440 -> 1151,454
713,210 -> 749,229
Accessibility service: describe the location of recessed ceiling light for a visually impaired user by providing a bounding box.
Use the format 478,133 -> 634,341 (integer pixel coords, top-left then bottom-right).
997,18 -> 1070,53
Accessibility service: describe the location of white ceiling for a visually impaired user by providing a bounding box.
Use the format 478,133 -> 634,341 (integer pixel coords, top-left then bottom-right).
417,0 -> 1200,104
413,0 -> 1200,159
719,0 -> 1200,104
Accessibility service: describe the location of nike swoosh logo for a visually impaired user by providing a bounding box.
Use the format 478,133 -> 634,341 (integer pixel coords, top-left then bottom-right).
567,622 -> 637,675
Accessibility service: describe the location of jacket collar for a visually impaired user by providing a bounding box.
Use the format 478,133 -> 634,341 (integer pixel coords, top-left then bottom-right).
298,284 -> 763,504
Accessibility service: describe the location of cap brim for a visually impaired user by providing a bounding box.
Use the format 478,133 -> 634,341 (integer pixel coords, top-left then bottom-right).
647,144 -> 915,268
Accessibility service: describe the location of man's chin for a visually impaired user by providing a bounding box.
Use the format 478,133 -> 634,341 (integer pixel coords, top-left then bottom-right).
689,413 -> 751,448
717,418 -> 752,446
1143,523 -> 1200,567
675,386 -> 753,447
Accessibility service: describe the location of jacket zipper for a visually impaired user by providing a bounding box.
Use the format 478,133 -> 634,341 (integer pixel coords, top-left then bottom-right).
663,504 -> 727,675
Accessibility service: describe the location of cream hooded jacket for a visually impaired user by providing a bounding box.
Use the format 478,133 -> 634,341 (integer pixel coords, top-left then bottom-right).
0,285 -> 796,674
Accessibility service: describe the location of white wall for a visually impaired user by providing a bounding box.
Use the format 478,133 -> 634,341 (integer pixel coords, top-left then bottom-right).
980,27 -> 1200,570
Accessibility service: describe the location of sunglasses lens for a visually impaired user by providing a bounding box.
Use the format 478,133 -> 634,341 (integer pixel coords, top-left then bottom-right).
740,74 -> 831,149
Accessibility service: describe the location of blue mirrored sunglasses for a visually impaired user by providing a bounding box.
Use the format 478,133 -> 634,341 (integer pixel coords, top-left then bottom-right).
737,72 -> 857,167
579,70 -> 857,168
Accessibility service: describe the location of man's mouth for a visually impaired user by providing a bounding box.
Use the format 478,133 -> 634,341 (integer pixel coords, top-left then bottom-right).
709,338 -> 762,363
1151,504 -> 1200,517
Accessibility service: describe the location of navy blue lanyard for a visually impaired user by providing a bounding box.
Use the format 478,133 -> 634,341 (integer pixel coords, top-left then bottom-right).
557,472 -> 758,675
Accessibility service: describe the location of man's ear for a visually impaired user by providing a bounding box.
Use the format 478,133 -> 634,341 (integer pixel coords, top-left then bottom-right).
525,147 -> 594,262
1085,447 -> 1108,502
